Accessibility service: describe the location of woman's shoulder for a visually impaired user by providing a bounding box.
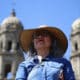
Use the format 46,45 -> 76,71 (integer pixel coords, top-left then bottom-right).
59,58 -> 71,64
51,57 -> 71,66
57,58 -> 70,62
56,58 -> 73,69
19,57 -> 35,68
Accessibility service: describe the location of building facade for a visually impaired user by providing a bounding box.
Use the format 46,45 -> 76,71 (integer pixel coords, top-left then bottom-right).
0,10 -> 24,79
0,9 -> 80,80
70,18 -> 80,80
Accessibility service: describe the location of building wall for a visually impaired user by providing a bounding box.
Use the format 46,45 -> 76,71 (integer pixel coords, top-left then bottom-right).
70,19 -> 80,80
0,10 -> 24,80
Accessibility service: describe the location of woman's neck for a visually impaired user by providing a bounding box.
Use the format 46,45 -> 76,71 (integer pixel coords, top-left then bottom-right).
37,48 -> 50,59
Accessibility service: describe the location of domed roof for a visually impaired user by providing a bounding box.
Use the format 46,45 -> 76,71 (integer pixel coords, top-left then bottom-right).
2,16 -> 21,25
72,18 -> 80,30
1,9 -> 23,30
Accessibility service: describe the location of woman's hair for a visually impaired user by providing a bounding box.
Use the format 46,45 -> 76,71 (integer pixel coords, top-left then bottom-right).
28,30 -> 56,57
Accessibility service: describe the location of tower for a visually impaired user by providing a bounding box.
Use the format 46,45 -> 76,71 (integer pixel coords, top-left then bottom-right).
70,18 -> 80,80
0,9 -> 24,79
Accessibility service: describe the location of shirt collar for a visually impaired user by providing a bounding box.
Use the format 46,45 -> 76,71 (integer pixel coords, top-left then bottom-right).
33,55 -> 53,64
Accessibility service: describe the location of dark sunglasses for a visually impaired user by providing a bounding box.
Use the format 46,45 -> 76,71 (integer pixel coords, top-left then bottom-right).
32,30 -> 51,39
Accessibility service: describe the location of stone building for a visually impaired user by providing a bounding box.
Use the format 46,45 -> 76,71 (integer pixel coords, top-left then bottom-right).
0,9 -> 24,79
70,18 -> 80,80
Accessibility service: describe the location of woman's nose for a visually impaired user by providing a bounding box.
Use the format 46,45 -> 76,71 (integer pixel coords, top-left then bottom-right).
37,35 -> 43,39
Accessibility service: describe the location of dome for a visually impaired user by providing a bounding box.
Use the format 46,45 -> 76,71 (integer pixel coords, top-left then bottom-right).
1,17 -> 22,26
72,18 -> 80,30
1,9 -> 23,30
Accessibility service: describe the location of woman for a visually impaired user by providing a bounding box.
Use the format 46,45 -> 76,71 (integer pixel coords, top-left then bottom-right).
15,25 -> 75,80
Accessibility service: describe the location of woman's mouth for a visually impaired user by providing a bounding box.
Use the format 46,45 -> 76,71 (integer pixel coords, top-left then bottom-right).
38,39 -> 44,42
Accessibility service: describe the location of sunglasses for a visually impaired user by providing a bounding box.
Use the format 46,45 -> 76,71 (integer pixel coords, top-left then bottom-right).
32,30 -> 51,39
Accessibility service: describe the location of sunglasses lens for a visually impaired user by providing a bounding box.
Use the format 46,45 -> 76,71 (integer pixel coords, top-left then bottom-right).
32,30 -> 50,39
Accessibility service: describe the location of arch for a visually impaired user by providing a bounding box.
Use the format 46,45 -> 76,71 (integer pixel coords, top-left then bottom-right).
75,42 -> 78,51
4,64 -> 11,78
7,41 -> 12,51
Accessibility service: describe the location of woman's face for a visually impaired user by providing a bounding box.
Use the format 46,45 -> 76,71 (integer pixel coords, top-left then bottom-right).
32,30 -> 52,50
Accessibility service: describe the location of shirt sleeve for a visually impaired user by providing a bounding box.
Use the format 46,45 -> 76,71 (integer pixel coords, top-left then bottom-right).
15,62 -> 27,80
63,58 -> 75,80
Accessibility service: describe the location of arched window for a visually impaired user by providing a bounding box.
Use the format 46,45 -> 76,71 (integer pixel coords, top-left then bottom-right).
7,41 -> 12,51
4,64 -> 11,78
75,42 -> 78,51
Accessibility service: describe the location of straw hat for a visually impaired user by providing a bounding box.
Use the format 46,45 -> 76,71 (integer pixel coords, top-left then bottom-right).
20,25 -> 68,58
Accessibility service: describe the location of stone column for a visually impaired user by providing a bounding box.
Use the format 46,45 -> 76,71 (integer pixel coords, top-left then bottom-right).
11,60 -> 17,79
11,41 -> 16,52
0,56 -> 4,79
2,39 -> 7,52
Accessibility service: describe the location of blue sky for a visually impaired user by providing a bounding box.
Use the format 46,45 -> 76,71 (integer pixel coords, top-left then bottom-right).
0,0 -> 80,60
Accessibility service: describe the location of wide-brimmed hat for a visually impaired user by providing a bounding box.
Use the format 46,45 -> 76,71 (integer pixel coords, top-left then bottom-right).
20,25 -> 68,58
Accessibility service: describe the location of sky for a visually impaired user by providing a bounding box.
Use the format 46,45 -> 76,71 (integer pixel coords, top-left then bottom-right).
0,0 -> 80,60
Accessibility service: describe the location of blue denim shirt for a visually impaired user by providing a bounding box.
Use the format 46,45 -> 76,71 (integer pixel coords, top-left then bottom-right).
15,56 -> 75,80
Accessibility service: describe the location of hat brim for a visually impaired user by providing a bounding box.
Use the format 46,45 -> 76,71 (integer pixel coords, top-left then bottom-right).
20,26 -> 68,58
